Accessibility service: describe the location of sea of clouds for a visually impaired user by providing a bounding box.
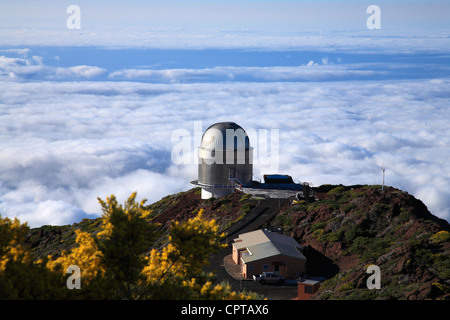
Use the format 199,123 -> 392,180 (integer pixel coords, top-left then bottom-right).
0,25 -> 449,227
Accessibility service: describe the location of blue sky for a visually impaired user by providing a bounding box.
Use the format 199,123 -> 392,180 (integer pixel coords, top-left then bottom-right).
2,0 -> 450,31
0,1 -> 449,227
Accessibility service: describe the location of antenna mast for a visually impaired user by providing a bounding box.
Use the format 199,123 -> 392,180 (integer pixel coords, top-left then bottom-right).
381,164 -> 386,194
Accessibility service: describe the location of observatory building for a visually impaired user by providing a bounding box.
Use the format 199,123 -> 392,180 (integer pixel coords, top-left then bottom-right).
191,122 -> 253,199
191,122 -> 315,200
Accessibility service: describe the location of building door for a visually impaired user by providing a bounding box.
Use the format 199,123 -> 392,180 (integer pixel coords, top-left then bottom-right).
273,262 -> 281,275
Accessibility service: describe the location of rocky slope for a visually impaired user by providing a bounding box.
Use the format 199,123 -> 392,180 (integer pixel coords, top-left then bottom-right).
26,188 -> 255,258
266,185 -> 450,300
25,185 -> 450,299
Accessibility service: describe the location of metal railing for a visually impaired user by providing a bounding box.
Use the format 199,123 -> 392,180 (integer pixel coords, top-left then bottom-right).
190,180 -> 236,189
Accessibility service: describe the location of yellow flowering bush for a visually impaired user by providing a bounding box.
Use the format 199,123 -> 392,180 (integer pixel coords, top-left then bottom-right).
141,209 -> 257,300
0,216 -> 71,299
1,193 -> 258,300
47,229 -> 105,281
179,278 -> 260,300
0,216 -> 32,271
430,230 -> 450,244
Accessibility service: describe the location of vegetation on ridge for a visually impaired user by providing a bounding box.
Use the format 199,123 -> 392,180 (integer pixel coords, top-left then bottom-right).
2,184 -> 449,300
0,192 -> 259,300
268,185 -> 450,300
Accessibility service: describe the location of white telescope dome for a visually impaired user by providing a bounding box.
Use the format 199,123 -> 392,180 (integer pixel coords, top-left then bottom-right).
192,122 -> 253,199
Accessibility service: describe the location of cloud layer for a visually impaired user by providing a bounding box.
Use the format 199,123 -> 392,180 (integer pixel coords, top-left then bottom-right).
0,54 -> 106,80
1,2 -> 449,228
0,48 -> 449,227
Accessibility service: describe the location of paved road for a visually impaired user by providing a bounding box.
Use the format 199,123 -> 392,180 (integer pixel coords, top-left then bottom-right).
222,198 -> 287,242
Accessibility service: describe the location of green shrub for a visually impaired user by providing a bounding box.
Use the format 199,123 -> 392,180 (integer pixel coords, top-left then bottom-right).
345,224 -> 373,243
337,282 -> 355,292
433,253 -> 450,280
430,231 -> 450,244
343,203 -> 356,213
397,207 -> 412,223
239,194 -> 252,202
320,228 -> 345,242
311,221 -> 327,232
349,236 -> 392,262
240,203 -> 255,215
327,186 -> 347,195
275,213 -> 293,230
312,229 -> 324,239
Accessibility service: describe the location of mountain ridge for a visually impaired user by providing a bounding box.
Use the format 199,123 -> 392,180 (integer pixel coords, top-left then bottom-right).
269,185 -> 450,299
25,184 -> 450,300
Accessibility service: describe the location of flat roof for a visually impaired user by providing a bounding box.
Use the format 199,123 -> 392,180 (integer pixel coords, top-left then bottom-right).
298,279 -> 321,285
264,174 -> 295,184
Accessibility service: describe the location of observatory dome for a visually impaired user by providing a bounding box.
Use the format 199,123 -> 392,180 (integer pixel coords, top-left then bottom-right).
194,122 -> 253,199
200,122 -> 250,152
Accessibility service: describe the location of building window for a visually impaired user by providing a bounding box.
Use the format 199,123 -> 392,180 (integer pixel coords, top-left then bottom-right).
304,285 -> 314,294
248,265 -> 254,271
263,264 -> 269,270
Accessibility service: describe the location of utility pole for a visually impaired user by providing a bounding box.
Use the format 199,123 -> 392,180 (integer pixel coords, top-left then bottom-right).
381,165 -> 386,194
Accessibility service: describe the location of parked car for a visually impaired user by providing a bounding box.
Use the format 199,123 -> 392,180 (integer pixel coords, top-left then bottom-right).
252,272 -> 284,284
